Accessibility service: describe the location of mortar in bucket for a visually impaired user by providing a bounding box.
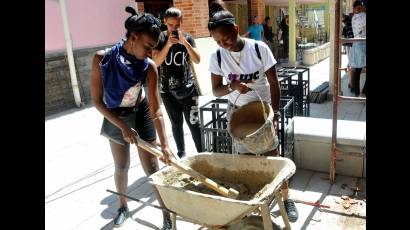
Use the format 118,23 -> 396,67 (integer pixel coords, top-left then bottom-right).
228,90 -> 279,155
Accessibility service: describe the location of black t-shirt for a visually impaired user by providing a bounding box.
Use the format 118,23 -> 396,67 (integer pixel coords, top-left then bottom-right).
342,22 -> 354,47
263,23 -> 273,42
280,19 -> 289,36
155,31 -> 196,92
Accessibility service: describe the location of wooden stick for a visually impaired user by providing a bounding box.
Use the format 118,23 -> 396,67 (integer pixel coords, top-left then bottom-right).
293,199 -> 330,208
170,212 -> 177,230
261,203 -> 274,230
275,191 -> 292,230
135,136 -> 239,199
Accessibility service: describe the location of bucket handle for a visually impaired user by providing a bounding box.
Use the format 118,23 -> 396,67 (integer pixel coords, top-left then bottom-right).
232,88 -> 268,121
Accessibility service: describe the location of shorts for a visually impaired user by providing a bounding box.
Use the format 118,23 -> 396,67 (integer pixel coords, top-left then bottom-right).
349,42 -> 366,68
100,98 -> 156,145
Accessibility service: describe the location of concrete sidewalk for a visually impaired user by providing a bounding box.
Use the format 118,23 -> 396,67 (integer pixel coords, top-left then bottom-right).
45,94 -> 215,230
45,38 -> 365,229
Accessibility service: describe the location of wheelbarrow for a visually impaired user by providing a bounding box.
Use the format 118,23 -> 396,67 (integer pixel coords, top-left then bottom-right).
149,152 -> 296,230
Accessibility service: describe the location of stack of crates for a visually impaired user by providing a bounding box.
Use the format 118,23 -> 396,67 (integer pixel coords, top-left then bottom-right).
199,96 -> 296,157
199,98 -> 233,153
277,66 -> 310,117
277,96 -> 296,160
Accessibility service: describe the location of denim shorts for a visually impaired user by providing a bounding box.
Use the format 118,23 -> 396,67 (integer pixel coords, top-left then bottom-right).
349,42 -> 366,68
100,98 -> 156,145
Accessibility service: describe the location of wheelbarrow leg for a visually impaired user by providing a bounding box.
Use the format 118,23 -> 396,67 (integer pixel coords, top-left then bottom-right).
170,212 -> 177,230
275,191 -> 291,230
260,203 -> 273,230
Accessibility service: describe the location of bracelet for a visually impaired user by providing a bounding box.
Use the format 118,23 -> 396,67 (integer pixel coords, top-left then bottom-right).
152,116 -> 163,121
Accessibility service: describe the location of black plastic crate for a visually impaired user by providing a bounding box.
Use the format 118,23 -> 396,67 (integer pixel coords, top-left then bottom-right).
199,97 -> 295,156
199,99 -> 233,153
277,67 -> 310,117
278,72 -> 296,95
277,96 -> 295,159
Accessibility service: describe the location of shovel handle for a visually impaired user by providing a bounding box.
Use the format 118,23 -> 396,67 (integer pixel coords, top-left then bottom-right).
135,137 -> 239,199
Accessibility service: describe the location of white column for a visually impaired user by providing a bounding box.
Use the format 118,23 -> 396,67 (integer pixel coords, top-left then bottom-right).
59,0 -> 82,107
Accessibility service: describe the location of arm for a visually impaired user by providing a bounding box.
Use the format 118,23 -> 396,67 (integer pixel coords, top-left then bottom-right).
262,31 -> 268,43
265,65 -> 280,111
180,31 -> 201,64
265,64 -> 281,131
211,73 -> 250,97
261,26 -> 266,42
242,31 -> 250,37
211,73 -> 231,97
90,52 -> 138,144
152,33 -> 173,66
145,61 -> 173,163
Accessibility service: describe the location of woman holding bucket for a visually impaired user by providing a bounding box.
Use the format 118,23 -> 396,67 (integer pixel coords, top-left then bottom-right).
207,1 -> 298,222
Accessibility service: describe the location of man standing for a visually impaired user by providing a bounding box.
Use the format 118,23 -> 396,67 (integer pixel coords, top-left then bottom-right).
279,15 -> 289,59
243,16 -> 265,41
263,16 -> 274,52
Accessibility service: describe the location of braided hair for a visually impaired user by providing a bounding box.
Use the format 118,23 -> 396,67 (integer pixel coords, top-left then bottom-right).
208,0 -> 236,31
124,6 -> 162,39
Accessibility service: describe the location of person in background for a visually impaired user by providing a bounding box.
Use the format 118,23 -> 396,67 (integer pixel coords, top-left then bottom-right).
279,15 -> 289,59
263,16 -> 275,53
342,14 -> 354,90
152,7 -> 203,158
243,16 -> 265,42
349,0 -> 366,97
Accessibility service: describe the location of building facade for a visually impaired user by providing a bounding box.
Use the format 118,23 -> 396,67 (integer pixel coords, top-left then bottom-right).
45,0 -> 331,115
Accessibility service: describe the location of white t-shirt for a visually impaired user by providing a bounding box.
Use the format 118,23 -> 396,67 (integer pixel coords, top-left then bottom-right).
119,82 -> 142,107
352,12 -> 366,38
208,38 -> 276,107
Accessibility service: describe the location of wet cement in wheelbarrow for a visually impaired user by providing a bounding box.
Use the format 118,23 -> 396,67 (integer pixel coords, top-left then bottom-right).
162,159 -> 275,201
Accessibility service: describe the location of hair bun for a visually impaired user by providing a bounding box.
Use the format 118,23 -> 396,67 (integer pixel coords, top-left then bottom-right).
209,0 -> 226,17
125,6 -> 137,16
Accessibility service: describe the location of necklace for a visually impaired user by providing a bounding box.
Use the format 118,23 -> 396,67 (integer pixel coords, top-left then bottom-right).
227,39 -> 245,67
228,50 -> 242,67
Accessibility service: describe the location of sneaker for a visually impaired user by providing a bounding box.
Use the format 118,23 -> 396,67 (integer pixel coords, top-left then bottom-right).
283,199 -> 298,222
113,206 -> 129,228
161,217 -> 173,230
177,151 -> 186,158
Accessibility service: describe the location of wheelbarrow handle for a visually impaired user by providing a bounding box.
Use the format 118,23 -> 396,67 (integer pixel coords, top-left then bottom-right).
135,136 -> 239,199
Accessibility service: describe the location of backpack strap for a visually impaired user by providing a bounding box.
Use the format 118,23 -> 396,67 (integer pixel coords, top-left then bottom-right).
217,43 -> 261,68
217,48 -> 221,69
255,43 -> 261,60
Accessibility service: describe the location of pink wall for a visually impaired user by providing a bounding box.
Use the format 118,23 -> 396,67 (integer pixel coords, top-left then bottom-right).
45,0 -> 133,52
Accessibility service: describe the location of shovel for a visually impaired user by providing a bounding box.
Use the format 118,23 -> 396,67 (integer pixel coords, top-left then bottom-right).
134,136 -> 239,199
